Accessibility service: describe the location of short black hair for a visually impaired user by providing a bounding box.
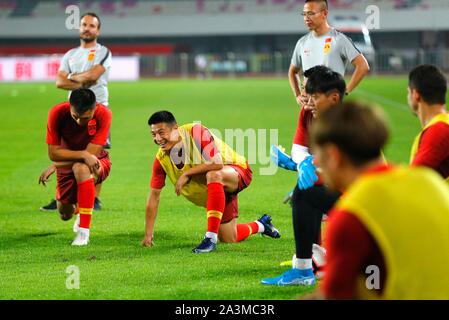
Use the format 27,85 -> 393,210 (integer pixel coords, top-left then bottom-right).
304,65 -> 346,102
148,111 -> 177,126
69,88 -> 96,114
305,0 -> 328,9
311,101 -> 388,166
81,12 -> 101,29
409,65 -> 447,105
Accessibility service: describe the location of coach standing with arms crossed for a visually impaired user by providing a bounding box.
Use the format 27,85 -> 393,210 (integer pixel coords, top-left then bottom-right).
39,12 -> 112,211
289,0 -> 369,163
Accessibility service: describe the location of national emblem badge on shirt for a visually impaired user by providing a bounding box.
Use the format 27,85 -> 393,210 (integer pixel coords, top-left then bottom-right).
88,119 -> 97,136
87,49 -> 96,62
324,37 -> 332,55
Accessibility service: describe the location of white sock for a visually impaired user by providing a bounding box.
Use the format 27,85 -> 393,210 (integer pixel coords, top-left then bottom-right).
205,232 -> 218,243
79,227 -> 90,236
255,220 -> 265,233
293,258 -> 312,270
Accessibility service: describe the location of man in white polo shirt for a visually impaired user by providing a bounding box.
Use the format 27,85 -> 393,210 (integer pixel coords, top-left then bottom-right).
39,12 -> 111,211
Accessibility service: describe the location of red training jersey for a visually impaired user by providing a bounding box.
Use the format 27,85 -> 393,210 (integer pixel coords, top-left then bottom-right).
411,121 -> 449,179
293,107 -> 314,146
46,102 -> 112,158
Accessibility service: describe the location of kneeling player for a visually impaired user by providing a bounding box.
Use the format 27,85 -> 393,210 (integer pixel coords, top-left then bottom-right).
41,88 -> 112,246
142,111 -> 280,253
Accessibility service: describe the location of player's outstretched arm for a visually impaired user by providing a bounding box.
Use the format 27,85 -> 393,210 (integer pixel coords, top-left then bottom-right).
55,70 -> 83,90
142,188 -> 162,247
346,54 -> 370,94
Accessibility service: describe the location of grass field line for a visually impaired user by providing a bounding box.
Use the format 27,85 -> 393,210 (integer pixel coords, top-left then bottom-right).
356,89 -> 410,112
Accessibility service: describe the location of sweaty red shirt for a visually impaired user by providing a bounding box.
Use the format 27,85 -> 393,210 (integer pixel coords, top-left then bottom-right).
46,102 -> 112,158
411,121 -> 449,179
150,124 -> 217,189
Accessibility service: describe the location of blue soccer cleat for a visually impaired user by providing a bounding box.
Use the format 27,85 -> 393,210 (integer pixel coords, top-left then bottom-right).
192,237 -> 217,253
270,145 -> 298,171
258,214 -> 281,239
261,268 -> 316,286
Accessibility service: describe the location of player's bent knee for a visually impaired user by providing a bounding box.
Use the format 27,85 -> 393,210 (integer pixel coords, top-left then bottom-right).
206,170 -> 223,184
72,162 -> 90,174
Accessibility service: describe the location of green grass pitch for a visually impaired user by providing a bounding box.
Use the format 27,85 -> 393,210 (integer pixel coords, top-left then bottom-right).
0,77 -> 424,299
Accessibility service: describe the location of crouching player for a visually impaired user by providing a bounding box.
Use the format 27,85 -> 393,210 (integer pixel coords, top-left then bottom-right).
40,88 -> 112,246
309,102 -> 449,299
262,66 -> 344,285
142,111 -> 280,253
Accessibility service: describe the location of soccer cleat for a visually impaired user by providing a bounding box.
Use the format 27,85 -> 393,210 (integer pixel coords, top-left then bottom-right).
73,214 -> 80,233
258,214 -> 281,239
40,199 -> 57,211
192,237 -> 216,253
71,228 -> 90,246
94,197 -> 102,211
261,268 -> 316,286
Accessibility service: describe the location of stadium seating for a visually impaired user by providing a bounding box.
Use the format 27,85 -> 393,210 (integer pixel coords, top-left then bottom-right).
3,0 -> 440,18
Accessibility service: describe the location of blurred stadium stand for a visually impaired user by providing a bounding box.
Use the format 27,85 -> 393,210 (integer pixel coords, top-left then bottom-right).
1,0 -> 449,79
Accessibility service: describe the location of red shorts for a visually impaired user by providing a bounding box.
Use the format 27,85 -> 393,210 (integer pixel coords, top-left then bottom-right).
56,155 -> 112,205
221,163 -> 253,223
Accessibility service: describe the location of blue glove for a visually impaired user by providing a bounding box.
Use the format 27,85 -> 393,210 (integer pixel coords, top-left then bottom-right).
297,156 -> 318,190
270,145 -> 297,171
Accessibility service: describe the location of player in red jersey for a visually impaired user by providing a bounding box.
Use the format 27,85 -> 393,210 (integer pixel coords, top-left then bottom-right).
40,88 -> 112,246
407,64 -> 449,179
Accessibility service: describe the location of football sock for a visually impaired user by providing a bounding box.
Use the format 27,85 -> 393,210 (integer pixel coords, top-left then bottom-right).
293,258 -> 313,270
206,182 -> 225,241
236,221 -> 260,242
77,178 -> 95,229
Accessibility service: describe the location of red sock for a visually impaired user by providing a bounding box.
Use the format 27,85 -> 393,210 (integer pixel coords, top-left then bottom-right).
206,182 -> 225,235
236,221 -> 259,242
77,178 -> 95,229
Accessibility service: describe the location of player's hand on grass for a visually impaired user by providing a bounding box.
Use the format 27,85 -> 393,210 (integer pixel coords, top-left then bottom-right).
175,174 -> 190,196
83,152 -> 100,173
38,164 -> 56,186
141,235 -> 155,247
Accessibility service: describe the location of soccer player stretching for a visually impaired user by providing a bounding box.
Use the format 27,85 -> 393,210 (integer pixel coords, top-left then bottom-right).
142,111 -> 280,253
42,88 -> 112,246
307,102 -> 449,299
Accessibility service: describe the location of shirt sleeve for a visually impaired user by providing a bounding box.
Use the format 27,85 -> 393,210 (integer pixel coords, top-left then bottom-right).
90,105 -> 112,146
46,107 -> 61,145
321,209 -> 380,299
191,124 -> 219,161
293,107 -> 309,146
58,51 -> 71,73
339,33 -> 361,63
290,40 -> 302,68
150,158 -> 166,189
412,122 -> 449,172
94,46 -> 112,70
